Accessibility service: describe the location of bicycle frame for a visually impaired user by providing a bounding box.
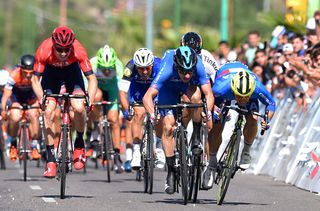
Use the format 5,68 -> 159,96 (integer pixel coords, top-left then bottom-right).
215,104 -> 268,205
42,92 -> 88,199
8,104 -> 40,181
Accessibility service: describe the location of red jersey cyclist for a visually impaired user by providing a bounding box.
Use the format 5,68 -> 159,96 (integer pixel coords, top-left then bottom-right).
1,55 -> 41,161
31,26 -> 97,178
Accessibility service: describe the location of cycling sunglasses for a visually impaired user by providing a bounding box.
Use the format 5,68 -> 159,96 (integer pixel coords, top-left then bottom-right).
54,45 -> 72,53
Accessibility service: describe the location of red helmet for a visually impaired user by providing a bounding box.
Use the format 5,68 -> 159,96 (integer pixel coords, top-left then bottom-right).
52,26 -> 75,47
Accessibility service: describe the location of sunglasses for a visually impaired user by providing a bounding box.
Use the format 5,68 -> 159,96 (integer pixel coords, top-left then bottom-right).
137,66 -> 152,71
97,66 -> 115,72
54,45 -> 72,53
177,67 -> 193,75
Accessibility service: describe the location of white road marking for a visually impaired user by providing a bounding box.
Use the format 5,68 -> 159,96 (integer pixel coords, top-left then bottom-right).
30,185 -> 42,190
42,197 -> 56,203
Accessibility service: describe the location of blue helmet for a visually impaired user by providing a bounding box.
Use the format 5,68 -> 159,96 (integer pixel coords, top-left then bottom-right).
174,46 -> 197,72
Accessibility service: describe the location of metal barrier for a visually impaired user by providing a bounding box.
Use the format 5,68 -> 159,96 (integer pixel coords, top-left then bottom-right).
250,89 -> 320,194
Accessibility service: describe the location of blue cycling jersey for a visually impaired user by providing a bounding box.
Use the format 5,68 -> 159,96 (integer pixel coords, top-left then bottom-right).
123,57 -> 161,102
151,49 -> 210,91
213,62 -> 276,112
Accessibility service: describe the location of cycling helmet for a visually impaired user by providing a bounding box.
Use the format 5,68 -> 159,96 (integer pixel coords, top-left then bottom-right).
20,54 -> 35,70
180,32 -> 203,54
52,26 -> 75,47
231,70 -> 256,97
174,46 -> 197,73
96,45 -> 117,68
133,48 -> 154,67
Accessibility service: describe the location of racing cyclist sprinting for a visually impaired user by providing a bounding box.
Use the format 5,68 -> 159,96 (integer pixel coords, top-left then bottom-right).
143,46 -> 214,194
31,26 -> 97,178
84,45 -> 124,173
202,61 -> 276,190
119,48 -> 165,172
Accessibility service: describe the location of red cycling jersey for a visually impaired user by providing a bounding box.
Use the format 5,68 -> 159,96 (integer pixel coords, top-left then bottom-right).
34,38 -> 93,76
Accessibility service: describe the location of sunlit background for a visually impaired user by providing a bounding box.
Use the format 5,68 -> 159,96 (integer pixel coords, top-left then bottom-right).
0,0 -> 318,66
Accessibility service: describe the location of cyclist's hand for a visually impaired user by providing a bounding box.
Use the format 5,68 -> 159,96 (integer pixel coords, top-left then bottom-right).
201,110 -> 212,122
86,104 -> 94,114
1,110 -> 7,121
150,112 -> 160,124
261,119 -> 270,131
123,109 -> 132,121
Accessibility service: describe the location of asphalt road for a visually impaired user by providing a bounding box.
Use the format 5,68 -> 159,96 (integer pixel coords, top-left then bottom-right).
0,157 -> 319,211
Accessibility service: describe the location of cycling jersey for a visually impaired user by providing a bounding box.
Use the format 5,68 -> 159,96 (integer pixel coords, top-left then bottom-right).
151,49 -> 210,115
213,62 -> 276,112
119,57 -> 161,102
6,67 -> 37,104
199,49 -> 219,83
34,38 -> 93,76
34,38 -> 93,95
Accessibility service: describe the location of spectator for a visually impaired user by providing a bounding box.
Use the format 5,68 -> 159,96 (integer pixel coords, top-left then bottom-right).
217,40 -> 237,65
244,30 -> 264,66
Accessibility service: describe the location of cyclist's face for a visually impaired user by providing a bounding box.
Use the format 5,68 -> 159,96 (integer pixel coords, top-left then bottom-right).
235,95 -> 250,106
21,69 -> 33,79
137,65 -> 152,80
53,45 -> 72,61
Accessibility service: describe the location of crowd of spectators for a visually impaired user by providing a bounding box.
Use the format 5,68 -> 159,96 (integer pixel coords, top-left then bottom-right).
214,10 -> 320,111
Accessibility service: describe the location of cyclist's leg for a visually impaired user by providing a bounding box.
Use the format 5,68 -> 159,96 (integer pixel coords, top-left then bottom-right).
130,106 -> 146,170
185,85 -> 203,155
26,100 -> 41,159
240,100 -> 259,168
7,101 -> 22,161
123,118 -> 133,172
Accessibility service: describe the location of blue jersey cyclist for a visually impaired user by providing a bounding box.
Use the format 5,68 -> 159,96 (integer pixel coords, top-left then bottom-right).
202,61 -> 276,190
143,46 -> 214,194
119,48 -> 163,172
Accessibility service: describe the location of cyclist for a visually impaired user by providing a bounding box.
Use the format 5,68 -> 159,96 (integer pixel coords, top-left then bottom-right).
85,45 -> 124,173
180,31 -> 218,83
119,48 -> 165,172
1,55 -> 42,161
31,26 -> 97,178
202,61 -> 276,190
143,46 -> 214,194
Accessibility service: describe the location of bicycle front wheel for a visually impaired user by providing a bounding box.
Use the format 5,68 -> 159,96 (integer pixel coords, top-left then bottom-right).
216,129 -> 241,205
21,125 -> 28,182
144,123 -> 154,194
178,128 -> 189,205
103,123 -> 111,183
60,125 -> 68,199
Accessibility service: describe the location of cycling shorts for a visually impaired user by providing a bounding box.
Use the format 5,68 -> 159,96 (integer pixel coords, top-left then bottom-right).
101,89 -> 119,111
11,87 -> 37,105
41,62 -> 85,95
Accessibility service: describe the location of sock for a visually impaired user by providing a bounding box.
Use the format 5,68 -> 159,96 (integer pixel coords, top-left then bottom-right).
126,147 -> 133,161
11,138 -> 17,148
208,152 -> 217,170
192,121 -> 202,139
166,156 -> 175,172
74,132 -> 84,148
46,145 -> 55,162
243,141 -> 252,153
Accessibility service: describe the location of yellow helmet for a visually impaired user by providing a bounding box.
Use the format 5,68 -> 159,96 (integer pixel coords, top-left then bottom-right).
231,70 -> 256,97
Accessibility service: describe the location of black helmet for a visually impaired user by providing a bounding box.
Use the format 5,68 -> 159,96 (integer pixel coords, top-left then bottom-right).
180,32 -> 202,54
174,46 -> 197,73
20,54 -> 35,70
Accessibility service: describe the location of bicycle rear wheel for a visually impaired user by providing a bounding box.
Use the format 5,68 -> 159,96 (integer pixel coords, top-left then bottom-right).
103,123 -> 111,183
216,129 -> 241,205
21,125 -> 28,182
188,155 -> 201,203
178,128 -> 189,205
60,125 -> 68,199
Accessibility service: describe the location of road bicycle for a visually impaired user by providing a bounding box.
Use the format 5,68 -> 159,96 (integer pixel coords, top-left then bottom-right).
8,104 -> 40,181
91,101 -> 117,183
215,104 -> 268,205
155,101 -> 208,205
42,92 -> 88,199
129,102 -> 155,194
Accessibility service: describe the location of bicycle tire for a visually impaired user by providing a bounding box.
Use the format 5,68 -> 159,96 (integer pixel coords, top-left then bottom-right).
216,128 -> 241,205
22,125 -> 28,182
147,124 -> 154,194
60,124 -> 68,199
0,122 -> 6,170
103,122 -> 111,183
178,127 -> 189,205
143,137 -> 148,193
189,155 -> 201,203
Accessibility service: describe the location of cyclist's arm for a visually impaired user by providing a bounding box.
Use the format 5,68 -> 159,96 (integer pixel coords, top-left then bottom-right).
143,86 -> 158,116
119,90 -> 129,111
31,75 -> 43,100
1,88 -> 12,111
85,74 -> 98,105
201,83 -> 214,112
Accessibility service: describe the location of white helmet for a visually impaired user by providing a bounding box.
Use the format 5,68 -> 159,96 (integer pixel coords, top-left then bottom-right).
133,48 -> 154,68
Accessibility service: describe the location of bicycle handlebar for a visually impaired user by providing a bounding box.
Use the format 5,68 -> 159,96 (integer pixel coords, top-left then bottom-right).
221,104 -> 269,135
93,101 -> 118,106
155,102 -> 207,119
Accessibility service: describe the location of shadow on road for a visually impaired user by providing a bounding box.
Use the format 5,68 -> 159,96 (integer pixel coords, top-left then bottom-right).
36,195 -> 94,199
119,190 -> 164,194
